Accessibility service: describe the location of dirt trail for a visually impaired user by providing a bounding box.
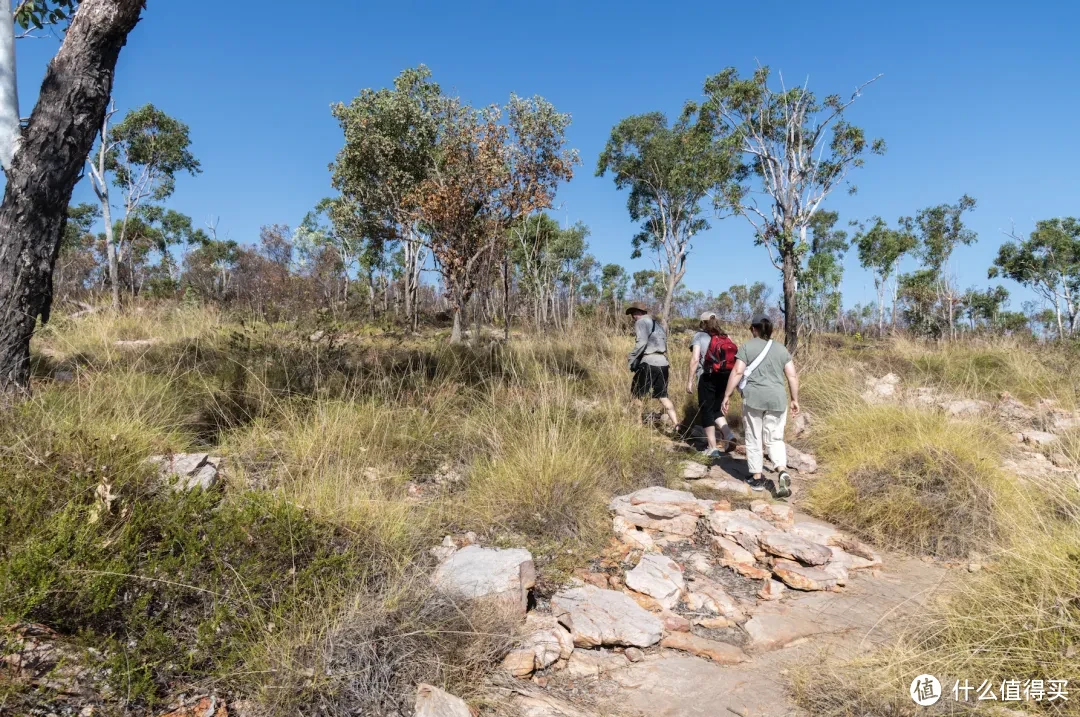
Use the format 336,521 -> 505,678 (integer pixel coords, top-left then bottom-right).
515,450 -> 953,717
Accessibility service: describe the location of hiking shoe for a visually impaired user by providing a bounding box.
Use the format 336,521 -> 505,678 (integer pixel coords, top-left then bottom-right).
749,478 -> 766,492
704,448 -> 722,460
776,471 -> 792,499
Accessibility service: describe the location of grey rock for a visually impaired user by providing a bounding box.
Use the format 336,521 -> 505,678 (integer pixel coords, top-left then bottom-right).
432,545 -> 535,614
772,559 -> 840,591
758,531 -> 832,566
414,683 -> 471,717
551,585 -> 663,648
784,444 -> 818,474
625,553 -> 684,610
681,461 -> 709,479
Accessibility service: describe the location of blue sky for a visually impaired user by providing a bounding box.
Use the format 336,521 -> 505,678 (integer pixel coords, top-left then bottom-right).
14,0 -> 1080,311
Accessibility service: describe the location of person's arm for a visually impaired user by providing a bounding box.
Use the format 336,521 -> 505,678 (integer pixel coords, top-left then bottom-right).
686,345 -> 700,394
720,359 -> 746,416
784,360 -> 800,415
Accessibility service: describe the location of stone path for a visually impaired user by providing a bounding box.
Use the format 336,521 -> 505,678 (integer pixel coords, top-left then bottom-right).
488,442 -> 955,717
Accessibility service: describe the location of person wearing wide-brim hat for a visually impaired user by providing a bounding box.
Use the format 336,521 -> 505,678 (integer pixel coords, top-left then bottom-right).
721,314 -> 801,498
625,302 -> 679,428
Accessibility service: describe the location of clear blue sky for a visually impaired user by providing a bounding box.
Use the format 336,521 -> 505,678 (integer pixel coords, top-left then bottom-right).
14,0 -> 1080,311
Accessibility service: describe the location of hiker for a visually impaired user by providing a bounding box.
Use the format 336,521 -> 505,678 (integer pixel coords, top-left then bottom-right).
721,314 -> 801,498
626,302 -> 680,429
686,312 -> 738,457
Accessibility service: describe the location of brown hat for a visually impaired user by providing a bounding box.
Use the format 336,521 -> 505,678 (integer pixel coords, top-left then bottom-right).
625,301 -> 648,315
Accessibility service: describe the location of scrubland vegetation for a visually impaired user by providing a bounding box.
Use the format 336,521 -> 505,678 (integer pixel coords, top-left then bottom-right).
1,303 -> 1078,715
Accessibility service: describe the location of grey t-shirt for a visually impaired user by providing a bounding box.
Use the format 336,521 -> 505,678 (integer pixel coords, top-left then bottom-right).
690,331 -> 711,380
627,316 -> 669,368
736,337 -> 792,412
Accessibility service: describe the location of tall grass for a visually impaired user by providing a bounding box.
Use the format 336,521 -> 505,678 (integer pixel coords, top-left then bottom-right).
4,307 -> 667,713
795,363 -> 1080,715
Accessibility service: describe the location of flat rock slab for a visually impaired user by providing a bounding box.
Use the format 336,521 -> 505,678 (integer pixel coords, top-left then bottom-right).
742,602 -> 822,653
432,545 -> 535,614
660,632 -> 747,664
512,692 -> 594,717
551,586 -> 663,648
561,649 -> 631,679
751,500 -> 794,528
608,657 -> 793,717
772,559 -> 839,591
625,553 -> 684,610
758,531 -> 832,566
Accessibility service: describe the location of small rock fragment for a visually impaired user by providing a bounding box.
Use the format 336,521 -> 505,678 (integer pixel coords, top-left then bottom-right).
682,461 -> 709,480
415,684 -> 472,717
750,501 -> 794,529
711,535 -> 756,566
503,648 -> 537,677
624,647 -> 644,663
758,579 -> 785,601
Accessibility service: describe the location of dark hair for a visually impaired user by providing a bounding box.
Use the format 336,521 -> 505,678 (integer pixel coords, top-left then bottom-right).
751,316 -> 773,339
702,316 -> 727,337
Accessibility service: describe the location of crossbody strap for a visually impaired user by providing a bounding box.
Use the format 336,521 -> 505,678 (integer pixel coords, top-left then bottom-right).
744,339 -> 773,376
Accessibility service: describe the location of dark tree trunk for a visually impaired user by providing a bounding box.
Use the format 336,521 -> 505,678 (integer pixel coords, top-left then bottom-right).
0,0 -> 144,399
781,246 -> 799,353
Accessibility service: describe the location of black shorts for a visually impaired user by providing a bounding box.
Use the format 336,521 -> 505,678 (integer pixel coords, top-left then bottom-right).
631,364 -> 669,399
697,370 -> 730,426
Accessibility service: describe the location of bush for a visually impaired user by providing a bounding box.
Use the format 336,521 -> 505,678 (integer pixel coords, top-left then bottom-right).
806,406 -> 1017,559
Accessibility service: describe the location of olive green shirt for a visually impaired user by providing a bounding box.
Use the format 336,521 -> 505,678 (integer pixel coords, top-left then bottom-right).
736,338 -> 792,412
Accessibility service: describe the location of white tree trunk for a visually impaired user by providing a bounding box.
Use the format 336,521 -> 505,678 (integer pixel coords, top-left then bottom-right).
0,4 -> 19,171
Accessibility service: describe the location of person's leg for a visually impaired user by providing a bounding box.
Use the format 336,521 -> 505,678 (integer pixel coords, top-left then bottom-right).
698,376 -> 718,451
762,410 -> 788,468
763,410 -> 791,497
655,366 -> 679,426
704,425 -> 717,451
743,407 -> 765,480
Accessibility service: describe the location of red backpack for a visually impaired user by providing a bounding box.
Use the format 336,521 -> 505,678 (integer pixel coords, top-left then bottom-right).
704,334 -> 738,374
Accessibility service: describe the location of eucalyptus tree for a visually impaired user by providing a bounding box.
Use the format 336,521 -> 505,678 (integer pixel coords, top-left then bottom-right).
799,211 -> 848,338
597,110 -> 736,329
990,218 -> 1080,338
411,94 -> 576,343
0,0 -> 146,398
697,66 -> 884,351
600,263 -> 629,315
854,217 -> 917,333
86,103 -> 200,307
331,66 -> 442,330
904,195 -> 977,339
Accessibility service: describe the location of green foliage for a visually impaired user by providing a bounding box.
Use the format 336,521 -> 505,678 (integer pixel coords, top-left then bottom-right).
799,211 -> 849,333
0,414 -> 363,705
597,109 -> 736,324
60,202 -> 100,252
904,194 -> 978,274
597,110 -> 733,257
13,0 -> 78,31
106,104 -> 201,203
990,218 -> 1080,338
